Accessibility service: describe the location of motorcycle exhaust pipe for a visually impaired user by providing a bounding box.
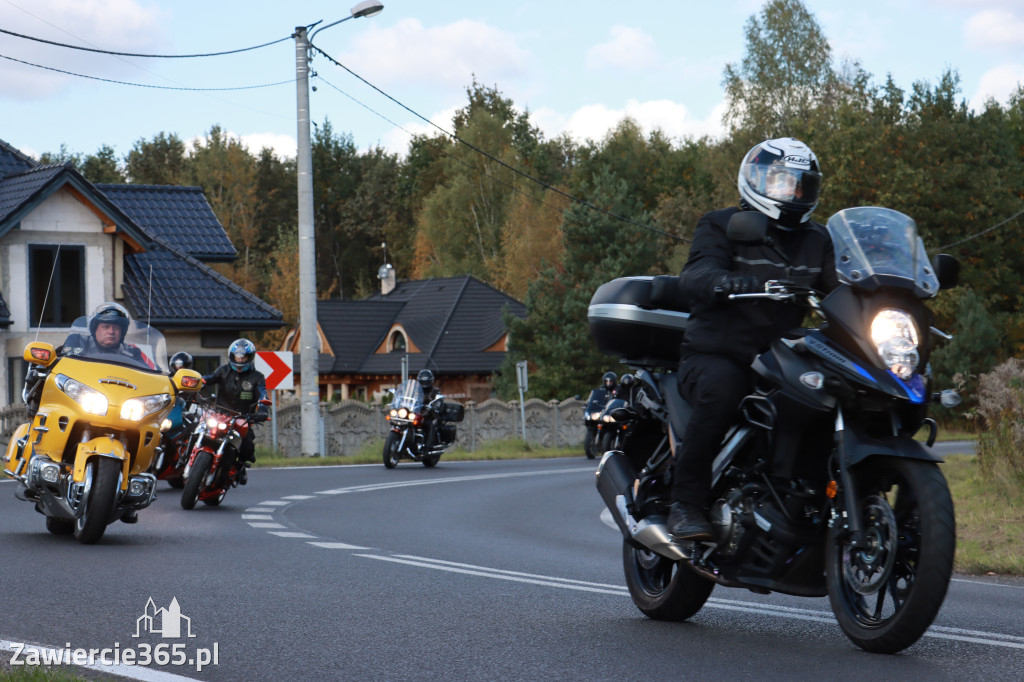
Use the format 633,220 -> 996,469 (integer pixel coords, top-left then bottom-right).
596,451 -> 692,562
595,451 -> 636,539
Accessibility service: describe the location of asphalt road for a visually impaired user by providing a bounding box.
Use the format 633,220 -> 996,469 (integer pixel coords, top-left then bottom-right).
1,455 -> 1021,682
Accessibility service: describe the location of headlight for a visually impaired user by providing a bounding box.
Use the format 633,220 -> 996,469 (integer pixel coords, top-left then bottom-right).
602,413 -> 615,423
870,308 -> 920,380
589,411 -> 603,420
56,375 -> 108,416
119,394 -> 172,421
397,408 -> 408,419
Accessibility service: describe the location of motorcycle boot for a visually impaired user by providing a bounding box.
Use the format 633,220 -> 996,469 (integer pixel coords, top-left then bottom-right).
121,510 -> 139,524
237,464 -> 248,486
667,502 -> 713,542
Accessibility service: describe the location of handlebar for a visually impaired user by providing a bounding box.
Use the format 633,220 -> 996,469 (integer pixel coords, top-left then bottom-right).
727,280 -> 822,310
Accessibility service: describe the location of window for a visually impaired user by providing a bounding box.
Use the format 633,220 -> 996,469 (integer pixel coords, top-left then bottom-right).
29,244 -> 85,327
389,330 -> 407,353
7,358 -> 27,405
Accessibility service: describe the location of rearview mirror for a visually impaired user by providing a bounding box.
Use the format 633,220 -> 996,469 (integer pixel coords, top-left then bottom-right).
932,254 -> 959,290
726,211 -> 770,245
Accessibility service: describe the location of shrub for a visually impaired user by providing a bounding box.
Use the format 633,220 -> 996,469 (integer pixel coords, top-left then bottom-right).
973,358 -> 1024,477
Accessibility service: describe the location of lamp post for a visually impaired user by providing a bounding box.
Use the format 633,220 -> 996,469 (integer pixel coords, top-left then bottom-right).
294,0 -> 384,456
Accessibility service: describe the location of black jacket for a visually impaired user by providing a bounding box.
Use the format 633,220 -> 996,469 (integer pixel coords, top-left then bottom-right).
679,207 -> 839,363
202,365 -> 268,414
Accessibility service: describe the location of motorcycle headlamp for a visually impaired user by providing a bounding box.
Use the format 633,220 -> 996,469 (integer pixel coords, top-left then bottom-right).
870,308 -> 920,380
56,374 -> 108,416
397,408 -> 409,419
602,413 -> 616,423
589,411 -> 603,421
119,394 -> 172,421
207,417 -> 229,432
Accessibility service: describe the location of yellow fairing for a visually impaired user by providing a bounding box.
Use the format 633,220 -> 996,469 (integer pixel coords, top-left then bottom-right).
3,423 -> 31,477
28,357 -> 178,485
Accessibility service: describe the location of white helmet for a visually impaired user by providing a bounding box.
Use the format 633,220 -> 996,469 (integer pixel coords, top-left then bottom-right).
737,138 -> 822,228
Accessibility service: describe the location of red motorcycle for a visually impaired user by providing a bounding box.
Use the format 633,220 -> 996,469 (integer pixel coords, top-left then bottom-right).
180,398 -> 269,509
153,398 -> 201,489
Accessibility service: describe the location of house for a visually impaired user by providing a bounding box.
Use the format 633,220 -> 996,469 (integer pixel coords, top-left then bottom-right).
0,137 -> 283,405
283,270 -> 526,404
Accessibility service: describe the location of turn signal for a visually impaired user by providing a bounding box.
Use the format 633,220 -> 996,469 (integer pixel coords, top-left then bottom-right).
181,375 -> 201,389
826,480 -> 838,499
30,348 -> 51,362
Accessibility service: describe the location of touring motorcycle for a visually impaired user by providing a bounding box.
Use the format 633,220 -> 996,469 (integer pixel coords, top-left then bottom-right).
383,379 -> 463,468
3,317 -> 202,543
582,388 -> 611,459
180,397 -> 269,509
590,207 -> 960,653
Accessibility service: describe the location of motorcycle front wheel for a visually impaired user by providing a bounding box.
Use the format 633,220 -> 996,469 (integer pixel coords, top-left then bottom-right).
826,457 -> 955,654
584,424 -> 598,459
622,540 -> 714,621
383,431 -> 401,469
181,451 -> 213,510
74,458 -> 119,544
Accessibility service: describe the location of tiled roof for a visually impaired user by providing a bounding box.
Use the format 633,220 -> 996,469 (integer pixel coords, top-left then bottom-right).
0,138 -> 38,179
320,276 -> 526,376
97,184 -> 236,262
0,164 -> 66,226
123,239 -> 282,329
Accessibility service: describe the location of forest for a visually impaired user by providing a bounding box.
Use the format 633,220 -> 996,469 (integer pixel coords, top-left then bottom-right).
41,0 -> 1024,409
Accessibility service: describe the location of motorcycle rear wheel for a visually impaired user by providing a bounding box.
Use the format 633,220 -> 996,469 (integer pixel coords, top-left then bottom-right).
383,431 -> 401,469
74,458 -> 119,544
181,451 -> 213,510
826,457 -> 955,654
622,541 -> 714,621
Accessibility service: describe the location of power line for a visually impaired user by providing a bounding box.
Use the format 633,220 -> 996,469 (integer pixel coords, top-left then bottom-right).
0,52 -> 294,91
931,206 -> 1024,252
309,42 -> 688,244
0,26 -> 290,58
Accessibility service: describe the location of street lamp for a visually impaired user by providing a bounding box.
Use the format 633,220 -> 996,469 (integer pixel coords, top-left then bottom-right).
294,0 -> 384,456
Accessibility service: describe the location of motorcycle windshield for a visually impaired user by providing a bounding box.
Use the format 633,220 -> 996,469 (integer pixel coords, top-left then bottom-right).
392,380 -> 425,412
827,207 -> 940,298
60,316 -> 169,373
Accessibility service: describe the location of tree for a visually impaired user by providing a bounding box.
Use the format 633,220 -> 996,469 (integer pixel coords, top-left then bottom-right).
125,132 -> 188,184
498,166 -> 659,399
722,0 -> 835,138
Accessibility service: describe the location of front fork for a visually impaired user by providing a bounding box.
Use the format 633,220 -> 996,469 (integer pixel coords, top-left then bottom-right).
832,407 -> 867,549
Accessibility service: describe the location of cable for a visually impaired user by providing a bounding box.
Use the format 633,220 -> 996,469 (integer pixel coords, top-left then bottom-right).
309,43 -> 688,244
0,52 -> 294,91
0,26 -> 290,58
930,206 -> 1024,252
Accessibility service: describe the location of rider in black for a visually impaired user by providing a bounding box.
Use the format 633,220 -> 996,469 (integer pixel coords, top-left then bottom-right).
417,369 -> 442,450
202,338 -> 268,484
667,137 -> 839,542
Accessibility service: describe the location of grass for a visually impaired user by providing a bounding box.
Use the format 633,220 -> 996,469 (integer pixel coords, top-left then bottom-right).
940,455 -> 1024,576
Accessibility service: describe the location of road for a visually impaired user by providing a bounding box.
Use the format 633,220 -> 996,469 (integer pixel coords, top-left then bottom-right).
1,456 -> 1021,681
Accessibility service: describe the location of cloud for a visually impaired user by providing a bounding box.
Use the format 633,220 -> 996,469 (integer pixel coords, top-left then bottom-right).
338,18 -> 529,90
0,0 -> 168,98
238,132 -> 298,160
965,9 -> 1024,50
534,99 -> 727,145
970,64 -> 1024,110
585,26 -> 659,72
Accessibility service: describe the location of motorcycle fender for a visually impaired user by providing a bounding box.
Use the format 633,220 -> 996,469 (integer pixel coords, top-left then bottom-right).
842,427 -> 943,468
3,422 -> 31,476
72,436 -> 129,486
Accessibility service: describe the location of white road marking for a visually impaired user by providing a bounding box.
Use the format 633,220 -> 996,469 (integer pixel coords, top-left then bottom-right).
241,514 -> 274,521
280,495 -> 315,500
269,532 -> 317,539
308,542 -> 370,550
258,500 -> 288,506
247,522 -> 286,529
245,507 -> 277,513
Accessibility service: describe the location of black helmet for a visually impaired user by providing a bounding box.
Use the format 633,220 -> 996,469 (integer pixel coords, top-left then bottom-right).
619,374 -> 634,388
228,338 -> 256,373
417,369 -> 434,391
88,302 -> 130,338
170,351 -> 193,371
602,371 -> 617,391
737,137 -> 822,229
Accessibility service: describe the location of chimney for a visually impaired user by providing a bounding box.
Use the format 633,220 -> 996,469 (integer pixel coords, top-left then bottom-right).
378,263 -> 396,295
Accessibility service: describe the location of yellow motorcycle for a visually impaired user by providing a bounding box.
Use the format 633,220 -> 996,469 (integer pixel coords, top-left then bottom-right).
3,306 -> 202,543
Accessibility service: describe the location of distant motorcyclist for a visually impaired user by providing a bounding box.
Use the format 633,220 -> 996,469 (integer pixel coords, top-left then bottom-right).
417,369 -> 442,448
201,339 -> 268,484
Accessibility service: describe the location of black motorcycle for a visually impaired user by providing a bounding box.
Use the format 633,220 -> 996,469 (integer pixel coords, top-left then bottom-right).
582,388 -> 612,459
383,379 -> 464,468
590,207 -> 960,654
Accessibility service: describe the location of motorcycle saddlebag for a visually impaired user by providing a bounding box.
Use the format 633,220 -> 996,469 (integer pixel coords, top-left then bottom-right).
588,276 -> 689,368
438,423 -> 457,444
442,402 -> 465,423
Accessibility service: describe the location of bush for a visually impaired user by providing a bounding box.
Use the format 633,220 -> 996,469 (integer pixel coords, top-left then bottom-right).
974,358 -> 1024,477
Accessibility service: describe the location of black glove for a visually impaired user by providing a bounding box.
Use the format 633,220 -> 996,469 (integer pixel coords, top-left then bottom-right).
253,410 -> 269,423
712,273 -> 760,297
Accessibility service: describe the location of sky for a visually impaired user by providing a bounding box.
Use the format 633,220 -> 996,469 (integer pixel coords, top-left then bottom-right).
0,0 -> 1022,163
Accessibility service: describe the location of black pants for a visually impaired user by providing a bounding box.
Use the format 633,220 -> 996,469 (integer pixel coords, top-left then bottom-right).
671,352 -> 752,507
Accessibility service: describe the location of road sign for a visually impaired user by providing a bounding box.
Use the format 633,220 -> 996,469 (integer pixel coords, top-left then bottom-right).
255,351 -> 294,390
515,360 -> 528,393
